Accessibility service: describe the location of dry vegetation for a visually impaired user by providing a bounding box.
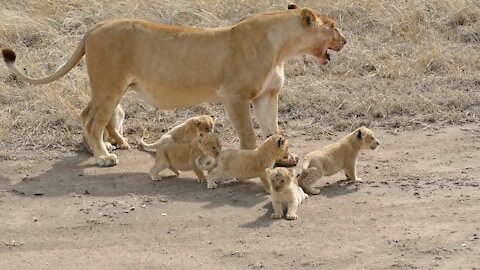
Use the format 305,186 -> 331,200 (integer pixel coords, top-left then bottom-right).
0,0 -> 478,153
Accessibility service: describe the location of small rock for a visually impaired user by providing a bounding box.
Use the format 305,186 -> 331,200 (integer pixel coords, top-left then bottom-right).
161,213 -> 167,216
33,217 -> 38,222
84,190 -> 90,195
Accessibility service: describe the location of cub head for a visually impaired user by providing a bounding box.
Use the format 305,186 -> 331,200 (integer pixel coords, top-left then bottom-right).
189,115 -> 215,135
266,167 -> 294,192
288,3 -> 347,65
264,134 -> 289,160
355,126 -> 380,150
197,132 -> 222,158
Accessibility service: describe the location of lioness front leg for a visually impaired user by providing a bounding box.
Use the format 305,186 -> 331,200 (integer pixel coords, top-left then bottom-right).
252,92 -> 279,137
286,200 -> 299,220
271,200 -> 284,219
223,98 -> 256,149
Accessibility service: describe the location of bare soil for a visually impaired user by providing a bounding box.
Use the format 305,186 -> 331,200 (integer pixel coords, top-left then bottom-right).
1,124 -> 479,269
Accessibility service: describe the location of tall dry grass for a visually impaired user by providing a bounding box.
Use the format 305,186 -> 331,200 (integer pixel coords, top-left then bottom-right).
0,0 -> 478,152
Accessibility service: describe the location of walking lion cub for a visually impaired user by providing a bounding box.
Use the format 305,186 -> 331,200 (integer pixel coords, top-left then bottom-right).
206,134 -> 289,193
298,126 -> 380,194
142,132 -> 221,182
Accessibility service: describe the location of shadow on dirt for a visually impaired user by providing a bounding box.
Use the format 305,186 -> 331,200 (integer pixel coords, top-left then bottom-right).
3,150 -> 269,209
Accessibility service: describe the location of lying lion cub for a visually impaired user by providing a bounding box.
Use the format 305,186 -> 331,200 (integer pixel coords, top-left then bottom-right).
142,132 -> 221,182
267,167 -> 308,220
139,115 -> 215,150
206,134 -> 289,193
297,126 -> 380,194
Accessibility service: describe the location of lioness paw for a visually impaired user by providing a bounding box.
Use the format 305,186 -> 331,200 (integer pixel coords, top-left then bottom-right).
96,154 -> 118,167
271,213 -> 283,219
104,142 -> 116,152
286,214 -> 298,220
117,142 -> 131,150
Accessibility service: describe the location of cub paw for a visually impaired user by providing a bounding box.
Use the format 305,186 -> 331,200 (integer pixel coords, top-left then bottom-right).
271,213 -> 283,219
207,181 -> 217,189
96,153 -> 118,167
310,187 -> 321,195
286,214 -> 298,220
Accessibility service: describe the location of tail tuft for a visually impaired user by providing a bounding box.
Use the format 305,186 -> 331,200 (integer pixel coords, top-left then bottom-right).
2,48 -> 16,64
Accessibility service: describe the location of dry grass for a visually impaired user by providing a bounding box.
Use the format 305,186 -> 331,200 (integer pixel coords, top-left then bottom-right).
0,0 -> 478,151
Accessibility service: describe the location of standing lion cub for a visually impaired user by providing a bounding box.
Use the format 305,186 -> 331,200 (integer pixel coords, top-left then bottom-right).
267,167 -> 308,220
206,134 -> 289,193
298,126 -> 380,194
139,115 -> 215,150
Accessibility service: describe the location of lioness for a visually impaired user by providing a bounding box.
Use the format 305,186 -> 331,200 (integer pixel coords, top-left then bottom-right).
267,167 -> 308,220
139,115 -> 215,151
206,134 -> 289,193
1,4 -> 346,167
141,132 -> 221,182
297,127 -> 380,194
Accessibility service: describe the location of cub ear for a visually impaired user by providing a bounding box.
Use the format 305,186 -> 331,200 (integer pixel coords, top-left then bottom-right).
277,137 -> 284,147
287,2 -> 299,9
300,8 -> 317,27
357,129 -> 363,139
193,119 -> 201,127
265,168 -> 272,176
287,168 -> 295,177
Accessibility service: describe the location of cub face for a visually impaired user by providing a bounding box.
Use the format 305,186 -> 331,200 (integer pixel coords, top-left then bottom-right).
197,132 -> 222,158
192,115 -> 215,135
356,126 -> 380,150
266,167 -> 294,192
267,134 -> 290,160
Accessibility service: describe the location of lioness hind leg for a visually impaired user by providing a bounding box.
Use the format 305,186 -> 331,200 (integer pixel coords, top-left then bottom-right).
105,117 -> 130,150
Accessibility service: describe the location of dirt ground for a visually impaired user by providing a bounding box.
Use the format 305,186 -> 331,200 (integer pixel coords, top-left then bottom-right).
0,124 -> 479,269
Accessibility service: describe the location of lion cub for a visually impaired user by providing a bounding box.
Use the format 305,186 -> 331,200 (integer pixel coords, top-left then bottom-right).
298,126 -> 380,195
143,132 -> 221,182
267,167 -> 308,220
139,115 -> 215,150
206,134 -> 289,193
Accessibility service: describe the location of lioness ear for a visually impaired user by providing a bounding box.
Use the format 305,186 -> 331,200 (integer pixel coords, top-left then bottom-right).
287,2 -> 299,9
300,8 -> 317,27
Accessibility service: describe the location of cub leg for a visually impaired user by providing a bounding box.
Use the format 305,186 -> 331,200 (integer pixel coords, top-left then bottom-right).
285,200 -> 299,220
271,200 -> 284,219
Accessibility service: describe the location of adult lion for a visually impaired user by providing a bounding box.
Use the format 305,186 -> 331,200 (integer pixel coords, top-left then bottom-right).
1,4 -> 346,166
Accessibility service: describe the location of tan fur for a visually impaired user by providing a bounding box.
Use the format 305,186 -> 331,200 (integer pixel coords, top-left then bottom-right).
267,167 -> 308,220
138,115 -> 215,151
206,134 -> 289,193
142,132 -> 221,182
298,127 -> 380,195
1,5 -> 346,167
